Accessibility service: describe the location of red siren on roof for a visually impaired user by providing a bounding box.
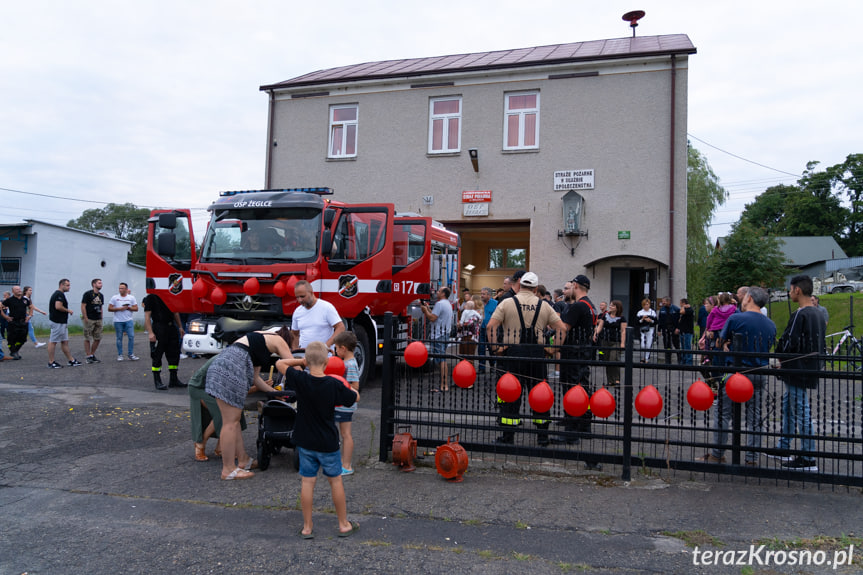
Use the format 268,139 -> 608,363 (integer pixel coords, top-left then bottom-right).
622,10 -> 646,37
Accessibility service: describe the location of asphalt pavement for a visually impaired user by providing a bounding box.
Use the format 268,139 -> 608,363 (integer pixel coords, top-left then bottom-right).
1,335 -> 861,574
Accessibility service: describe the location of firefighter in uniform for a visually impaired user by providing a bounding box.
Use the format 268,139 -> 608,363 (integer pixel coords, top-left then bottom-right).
142,293 -> 186,390
555,274 -> 602,470
486,272 -> 564,446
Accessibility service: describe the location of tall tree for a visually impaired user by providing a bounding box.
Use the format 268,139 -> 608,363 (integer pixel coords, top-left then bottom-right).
68,203 -> 150,265
826,154 -> 863,256
686,143 -> 728,301
706,220 -> 790,292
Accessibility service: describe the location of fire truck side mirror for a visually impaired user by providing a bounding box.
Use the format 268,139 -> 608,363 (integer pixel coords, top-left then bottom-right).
157,231 -> 176,258
158,212 -> 177,230
321,229 -> 332,258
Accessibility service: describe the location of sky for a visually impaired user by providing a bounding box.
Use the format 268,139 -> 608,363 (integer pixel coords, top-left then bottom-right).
2,1 -> 860,242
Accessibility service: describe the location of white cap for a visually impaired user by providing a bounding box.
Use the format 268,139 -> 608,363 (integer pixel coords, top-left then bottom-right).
520,272 -> 539,288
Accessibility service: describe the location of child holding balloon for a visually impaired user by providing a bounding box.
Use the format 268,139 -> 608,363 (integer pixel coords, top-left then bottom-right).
276,341 -> 360,539
333,331 -> 360,475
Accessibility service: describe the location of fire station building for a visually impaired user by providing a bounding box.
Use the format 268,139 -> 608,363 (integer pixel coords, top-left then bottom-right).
260,33 -> 695,317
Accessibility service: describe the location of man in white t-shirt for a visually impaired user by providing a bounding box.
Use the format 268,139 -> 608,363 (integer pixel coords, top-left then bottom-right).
108,282 -> 139,361
290,280 -> 344,350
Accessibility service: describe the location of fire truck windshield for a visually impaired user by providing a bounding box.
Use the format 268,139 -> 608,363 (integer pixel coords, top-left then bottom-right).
200,207 -> 321,263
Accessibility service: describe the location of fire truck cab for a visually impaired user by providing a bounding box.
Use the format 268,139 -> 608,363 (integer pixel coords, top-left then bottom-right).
146,188 -> 459,385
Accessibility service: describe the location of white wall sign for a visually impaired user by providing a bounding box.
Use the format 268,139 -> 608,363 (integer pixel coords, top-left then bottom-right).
553,169 -> 594,191
463,203 -> 489,217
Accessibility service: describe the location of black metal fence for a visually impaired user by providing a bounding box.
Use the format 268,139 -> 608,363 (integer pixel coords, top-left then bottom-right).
378,313 -> 863,488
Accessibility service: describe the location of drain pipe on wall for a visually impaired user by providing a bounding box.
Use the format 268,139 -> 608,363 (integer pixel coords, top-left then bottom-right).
265,89 -> 275,189
668,55 -> 676,300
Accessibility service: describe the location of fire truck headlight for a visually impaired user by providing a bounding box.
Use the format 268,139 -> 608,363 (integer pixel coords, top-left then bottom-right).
188,321 -> 208,334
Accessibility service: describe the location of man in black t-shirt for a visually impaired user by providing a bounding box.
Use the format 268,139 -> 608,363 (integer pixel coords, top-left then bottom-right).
1,286 -> 29,359
47,278 -> 81,368
81,278 -> 104,364
143,293 -> 185,390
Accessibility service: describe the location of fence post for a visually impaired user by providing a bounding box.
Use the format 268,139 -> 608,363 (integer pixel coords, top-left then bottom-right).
379,312 -> 395,463
622,326 -> 635,482
730,332 -> 743,465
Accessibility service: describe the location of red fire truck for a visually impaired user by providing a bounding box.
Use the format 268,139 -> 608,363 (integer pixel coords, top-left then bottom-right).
145,188 -> 460,384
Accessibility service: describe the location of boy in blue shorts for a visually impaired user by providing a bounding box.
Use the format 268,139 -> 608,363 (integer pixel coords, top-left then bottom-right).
333,331 -> 360,475
277,341 -> 359,539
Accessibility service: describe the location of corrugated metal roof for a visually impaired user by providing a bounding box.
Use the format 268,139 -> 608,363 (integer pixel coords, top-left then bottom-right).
777,236 -> 848,266
260,34 -> 696,91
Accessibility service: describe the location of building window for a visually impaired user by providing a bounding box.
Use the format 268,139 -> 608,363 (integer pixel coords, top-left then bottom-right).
503,91 -> 539,150
488,248 -> 526,270
0,258 -> 21,284
329,105 -> 358,158
429,97 -> 461,153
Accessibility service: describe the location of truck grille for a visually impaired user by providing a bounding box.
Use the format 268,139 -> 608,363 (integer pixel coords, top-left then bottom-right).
215,294 -> 284,319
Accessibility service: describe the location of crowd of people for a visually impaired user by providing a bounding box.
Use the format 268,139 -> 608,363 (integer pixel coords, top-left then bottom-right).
440,272 -> 831,473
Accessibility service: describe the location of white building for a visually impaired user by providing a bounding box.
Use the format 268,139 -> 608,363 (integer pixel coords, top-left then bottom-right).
260,34 -> 696,319
0,220 -> 146,327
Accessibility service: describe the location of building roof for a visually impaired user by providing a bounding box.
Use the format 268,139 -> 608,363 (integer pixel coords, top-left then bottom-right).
260,34 -> 696,91
716,235 -> 848,267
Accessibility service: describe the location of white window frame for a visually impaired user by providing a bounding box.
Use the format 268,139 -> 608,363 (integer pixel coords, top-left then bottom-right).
328,104 -> 358,158
503,91 -> 540,150
428,96 -> 462,154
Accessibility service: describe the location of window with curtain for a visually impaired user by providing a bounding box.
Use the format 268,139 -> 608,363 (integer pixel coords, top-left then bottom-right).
428,97 -> 461,153
329,105 -> 358,158
503,91 -> 539,150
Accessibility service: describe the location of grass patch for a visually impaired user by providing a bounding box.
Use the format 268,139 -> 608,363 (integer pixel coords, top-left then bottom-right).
661,529 -> 724,548
477,550 -> 499,559
361,540 -> 392,547
462,519 -> 483,526
515,520 -> 529,530
512,551 -> 533,561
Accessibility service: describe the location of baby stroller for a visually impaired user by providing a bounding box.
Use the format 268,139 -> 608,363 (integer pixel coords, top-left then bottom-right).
256,389 -> 300,471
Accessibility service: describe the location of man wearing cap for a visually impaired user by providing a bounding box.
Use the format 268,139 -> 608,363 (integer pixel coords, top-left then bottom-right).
555,274 -> 602,470
486,271 -> 564,446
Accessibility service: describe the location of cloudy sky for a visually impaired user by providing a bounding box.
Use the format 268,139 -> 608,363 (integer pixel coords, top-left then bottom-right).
2,1 -> 859,241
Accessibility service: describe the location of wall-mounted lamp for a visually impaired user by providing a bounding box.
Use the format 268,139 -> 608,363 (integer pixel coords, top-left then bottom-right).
468,148 -> 479,172
464,264 -> 475,271
558,190 -> 587,257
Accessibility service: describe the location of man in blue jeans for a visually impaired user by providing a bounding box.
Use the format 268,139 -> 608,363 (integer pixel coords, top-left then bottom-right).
108,282 -> 139,361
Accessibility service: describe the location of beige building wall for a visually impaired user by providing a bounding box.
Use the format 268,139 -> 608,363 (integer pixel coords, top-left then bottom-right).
264,50 -> 690,316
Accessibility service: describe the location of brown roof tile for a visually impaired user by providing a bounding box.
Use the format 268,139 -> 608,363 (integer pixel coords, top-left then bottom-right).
261,34 -> 695,91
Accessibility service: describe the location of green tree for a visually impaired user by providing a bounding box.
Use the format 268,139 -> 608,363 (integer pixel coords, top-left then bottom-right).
705,220 -> 790,292
826,154 -> 863,256
686,144 -> 728,301
68,203 -> 150,265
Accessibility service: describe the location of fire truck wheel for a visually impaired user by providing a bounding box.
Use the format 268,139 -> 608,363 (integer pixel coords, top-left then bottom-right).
353,323 -> 372,387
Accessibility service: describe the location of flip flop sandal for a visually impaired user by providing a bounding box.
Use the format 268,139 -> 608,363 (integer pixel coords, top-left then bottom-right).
338,521 -> 360,537
243,458 -> 259,471
221,468 -> 255,481
298,530 -> 314,540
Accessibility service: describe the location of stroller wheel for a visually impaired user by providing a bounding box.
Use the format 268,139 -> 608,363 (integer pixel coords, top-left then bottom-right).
257,442 -> 271,471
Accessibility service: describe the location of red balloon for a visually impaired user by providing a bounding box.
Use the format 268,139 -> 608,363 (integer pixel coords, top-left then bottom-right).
635,385 -> 663,419
330,374 -> 351,389
285,275 -> 299,297
496,373 -> 522,403
563,385 -> 590,417
686,380 -> 714,411
192,279 -> 208,298
590,387 -> 616,418
210,286 -> 227,306
325,356 -> 346,377
528,380 -> 554,413
243,277 -> 260,296
404,341 -> 428,368
272,280 -> 287,298
452,360 -> 476,389
725,373 -> 754,403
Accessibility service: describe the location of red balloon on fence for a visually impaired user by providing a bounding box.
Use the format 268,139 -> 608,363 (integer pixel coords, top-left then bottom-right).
686,380 -> 715,411
452,360 -> 476,389
496,373 -> 522,403
243,277 -> 260,296
635,385 -> 664,419
210,286 -> 227,306
272,280 -> 287,298
404,341 -> 428,368
725,373 -> 754,403
325,355 -> 346,377
563,385 -> 590,417
192,279 -> 208,298
590,387 -> 616,418
528,380 -> 555,413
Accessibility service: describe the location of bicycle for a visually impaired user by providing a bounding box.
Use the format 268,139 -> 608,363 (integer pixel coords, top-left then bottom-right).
826,325 -> 863,373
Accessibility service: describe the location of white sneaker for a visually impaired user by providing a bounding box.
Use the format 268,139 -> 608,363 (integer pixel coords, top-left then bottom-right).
35,342 -> 47,348
117,355 -> 124,361
128,354 -> 140,361
179,353 -> 188,359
